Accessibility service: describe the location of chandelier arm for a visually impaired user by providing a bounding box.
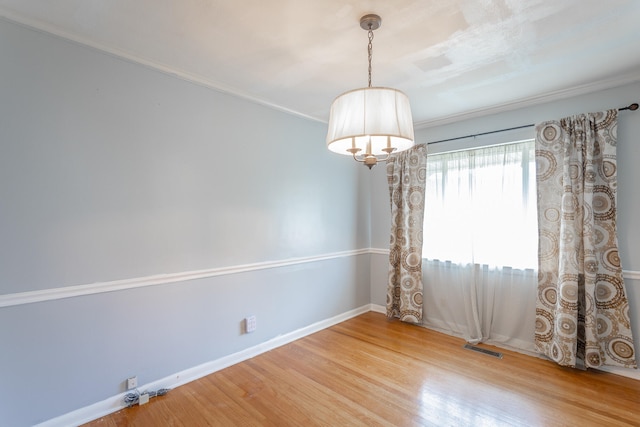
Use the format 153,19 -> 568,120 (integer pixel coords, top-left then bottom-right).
352,152 -> 391,163
352,153 -> 365,163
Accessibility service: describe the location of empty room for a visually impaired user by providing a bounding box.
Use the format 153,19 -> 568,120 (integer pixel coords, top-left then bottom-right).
1,1 -> 640,426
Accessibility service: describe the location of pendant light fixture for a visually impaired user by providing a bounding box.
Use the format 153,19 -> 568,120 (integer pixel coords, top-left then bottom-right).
326,14 -> 414,169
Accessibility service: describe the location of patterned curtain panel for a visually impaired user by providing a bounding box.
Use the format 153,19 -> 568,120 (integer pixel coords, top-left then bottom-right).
535,109 -> 637,369
386,144 -> 427,323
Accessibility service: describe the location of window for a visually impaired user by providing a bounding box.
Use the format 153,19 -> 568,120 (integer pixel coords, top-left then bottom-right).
423,140 -> 537,270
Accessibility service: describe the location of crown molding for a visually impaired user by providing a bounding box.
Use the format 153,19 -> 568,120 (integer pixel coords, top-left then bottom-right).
0,11 -> 324,124
6,7 -> 640,132
3,9 -> 639,130
414,72 -> 640,130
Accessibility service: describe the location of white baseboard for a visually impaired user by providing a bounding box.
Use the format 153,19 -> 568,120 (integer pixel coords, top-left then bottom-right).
29,301 -> 640,427
596,365 -> 640,381
35,304 -> 375,427
370,303 -> 386,314
374,304 -> 640,381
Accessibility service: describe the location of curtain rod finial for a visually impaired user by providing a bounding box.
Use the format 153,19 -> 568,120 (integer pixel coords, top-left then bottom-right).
620,103 -> 638,111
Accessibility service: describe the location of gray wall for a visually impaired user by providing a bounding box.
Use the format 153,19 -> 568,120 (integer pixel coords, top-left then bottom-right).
2,15 -> 639,427
0,19 -> 372,426
370,80 -> 640,375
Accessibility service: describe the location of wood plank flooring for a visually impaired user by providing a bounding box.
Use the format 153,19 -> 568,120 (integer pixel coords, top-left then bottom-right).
84,311 -> 640,426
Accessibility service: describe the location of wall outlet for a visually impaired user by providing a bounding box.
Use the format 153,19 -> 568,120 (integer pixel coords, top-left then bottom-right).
245,315 -> 257,333
127,376 -> 138,390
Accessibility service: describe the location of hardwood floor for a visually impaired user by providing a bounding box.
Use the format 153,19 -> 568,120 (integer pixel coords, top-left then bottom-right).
84,312 -> 640,426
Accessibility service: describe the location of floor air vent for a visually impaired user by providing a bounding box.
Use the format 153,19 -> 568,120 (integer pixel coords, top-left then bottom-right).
463,343 -> 503,359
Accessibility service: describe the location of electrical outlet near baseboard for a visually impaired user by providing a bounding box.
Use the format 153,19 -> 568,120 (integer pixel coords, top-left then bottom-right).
245,315 -> 257,333
127,376 -> 138,390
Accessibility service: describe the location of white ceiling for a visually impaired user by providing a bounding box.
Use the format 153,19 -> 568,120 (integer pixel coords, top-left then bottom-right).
2,0 -> 639,127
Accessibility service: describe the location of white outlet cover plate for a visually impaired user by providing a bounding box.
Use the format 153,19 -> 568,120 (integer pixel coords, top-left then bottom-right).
245,316 -> 256,333
127,376 -> 138,389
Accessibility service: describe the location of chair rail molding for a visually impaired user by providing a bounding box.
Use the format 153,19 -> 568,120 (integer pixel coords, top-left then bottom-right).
2,248 -> 638,308
0,249 -> 370,308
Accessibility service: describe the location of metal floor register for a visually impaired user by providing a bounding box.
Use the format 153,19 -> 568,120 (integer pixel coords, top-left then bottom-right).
463,343 -> 503,359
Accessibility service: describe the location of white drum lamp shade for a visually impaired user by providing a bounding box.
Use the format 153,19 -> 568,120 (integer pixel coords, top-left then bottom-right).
326,86 -> 414,157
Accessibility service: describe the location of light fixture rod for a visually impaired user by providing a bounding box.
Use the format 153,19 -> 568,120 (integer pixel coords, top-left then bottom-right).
360,14 -> 381,88
367,26 -> 373,87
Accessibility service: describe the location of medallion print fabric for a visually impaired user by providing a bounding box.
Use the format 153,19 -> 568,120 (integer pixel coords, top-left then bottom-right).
535,109 -> 637,369
386,144 -> 427,323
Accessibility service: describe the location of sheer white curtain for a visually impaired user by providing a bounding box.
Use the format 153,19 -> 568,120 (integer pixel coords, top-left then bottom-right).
422,140 -> 538,351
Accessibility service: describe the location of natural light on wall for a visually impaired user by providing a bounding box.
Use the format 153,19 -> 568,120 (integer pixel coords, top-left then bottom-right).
422,140 -> 538,270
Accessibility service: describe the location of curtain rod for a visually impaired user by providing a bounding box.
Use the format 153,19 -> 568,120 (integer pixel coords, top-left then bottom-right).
426,102 -> 639,146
